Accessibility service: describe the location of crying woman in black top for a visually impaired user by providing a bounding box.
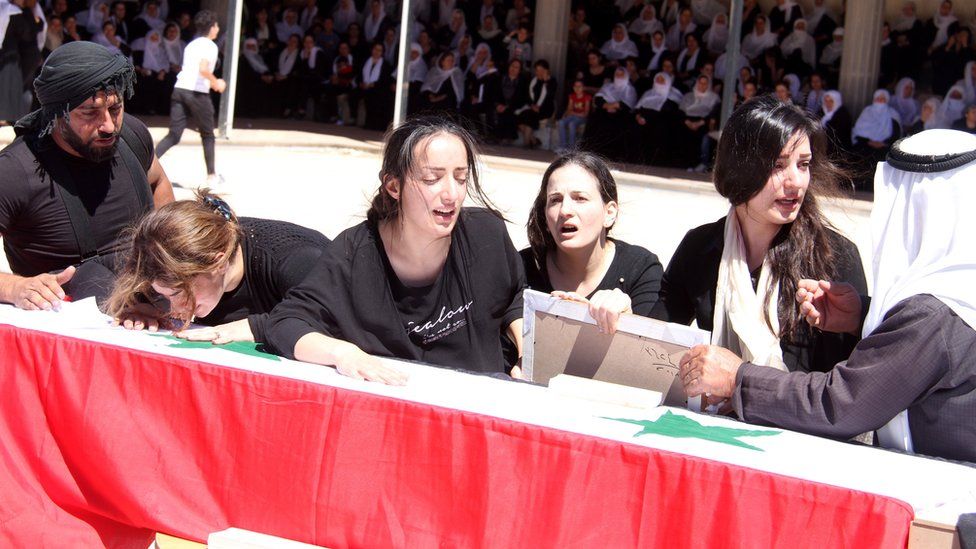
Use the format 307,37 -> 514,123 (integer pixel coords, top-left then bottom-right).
266,116 -> 526,385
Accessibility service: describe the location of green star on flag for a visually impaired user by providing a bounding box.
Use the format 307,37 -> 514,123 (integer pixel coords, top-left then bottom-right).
605,411 -> 780,451
150,334 -> 281,361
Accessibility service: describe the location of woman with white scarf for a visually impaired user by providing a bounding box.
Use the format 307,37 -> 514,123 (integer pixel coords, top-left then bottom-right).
162,23 -> 184,71
781,18 -> 816,74
421,51 -> 465,110
665,7 -> 696,52
600,23 -> 639,62
658,95 -> 866,382
768,0 -> 802,38
134,29 -> 172,114
691,0 -> 725,26
442,8 -> 466,50
676,74 -> 720,168
362,0 -> 388,43
332,0 -> 359,34
741,14 -> 777,62
927,0 -> 958,52
852,89 -> 902,189
238,37 -> 274,117
358,42 -> 393,130
782,73 -> 802,103
645,30 -> 669,72
276,34 -> 302,118
703,12 -> 728,56
818,27 -> 843,69
581,66 -> 637,161
466,43 -> 492,79
938,83 -> 966,127
632,71 -> 683,164
819,90 -> 852,158
891,77 -> 920,127
628,4 -> 663,40
908,97 -> 944,134
959,59 -> 976,103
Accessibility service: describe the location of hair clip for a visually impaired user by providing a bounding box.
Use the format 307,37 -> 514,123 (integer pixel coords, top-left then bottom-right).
203,194 -> 233,221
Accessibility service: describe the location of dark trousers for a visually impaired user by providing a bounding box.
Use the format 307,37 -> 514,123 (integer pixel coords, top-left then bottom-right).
156,87 -> 216,174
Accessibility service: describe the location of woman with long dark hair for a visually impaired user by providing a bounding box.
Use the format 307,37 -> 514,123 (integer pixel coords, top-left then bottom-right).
266,116 -> 526,383
523,151 -> 662,334
652,95 -> 867,374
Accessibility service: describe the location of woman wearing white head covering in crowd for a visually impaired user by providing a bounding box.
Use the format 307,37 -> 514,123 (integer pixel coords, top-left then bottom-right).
362,0 -> 389,43
781,18 -> 816,76
659,0 -> 680,27
93,20 -> 127,56
275,34 -> 303,118
403,42 -> 428,114
677,73 -> 720,169
356,41 -> 393,130
600,23 -> 638,62
908,97 -> 944,134
891,77 -> 920,128
628,4 -> 663,42
958,59 -> 976,103
421,50 -> 465,111
162,22 -> 184,71
85,0 -> 109,36
645,29 -> 669,73
238,37 -> 275,117
454,34 -> 474,72
819,90 -> 851,158
703,12 -> 728,56
441,8 -> 467,50
768,0 -> 803,38
951,104 -> 976,134
133,28 -> 172,115
632,71 -> 682,164
714,50 -> 749,84
818,26 -> 843,72
926,0 -> 959,53
805,0 -> 837,51
581,66 -> 637,161
741,14 -> 777,62
802,72 -> 826,114
852,89 -> 902,189
332,0 -> 359,34
466,42 -> 492,80
675,33 -> 704,89
691,0 -> 725,26
782,73 -> 802,103
665,7 -> 696,53
938,83 -> 967,127
462,49 -> 501,134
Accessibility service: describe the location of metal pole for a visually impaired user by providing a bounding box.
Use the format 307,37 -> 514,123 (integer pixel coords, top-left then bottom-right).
720,0 -> 744,129
392,0 -> 414,128
217,0 -> 244,139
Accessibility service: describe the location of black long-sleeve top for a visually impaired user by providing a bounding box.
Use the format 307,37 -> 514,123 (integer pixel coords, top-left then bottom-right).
266,208 -> 526,374
651,217 -> 868,374
734,294 -> 976,463
196,218 -> 331,344
519,240 -> 663,317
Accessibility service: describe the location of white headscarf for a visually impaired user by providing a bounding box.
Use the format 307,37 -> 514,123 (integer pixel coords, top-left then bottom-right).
448,8 -> 466,49
421,54 -> 464,105
805,0 -> 835,32
242,37 -> 270,73
0,0 -> 21,45
141,29 -> 170,72
852,89 -> 900,142
820,90 -> 842,125
679,77 -> 719,117
715,52 -> 749,82
628,4 -> 662,36
646,33 -> 668,71
162,31 -> 183,66
938,84 -> 966,127
665,16 -> 696,52
363,1 -> 386,42
468,43 -> 492,77
302,43 -> 322,70
703,12 -> 728,54
136,4 -> 165,32
361,54 -> 384,84
741,21 -> 778,60
691,0 -> 724,26
333,0 -> 359,34
783,73 -> 802,103
892,1 -> 917,33
712,207 -> 787,371
601,23 -> 639,60
930,7 -> 958,50
85,0 -> 107,35
868,130 -> 976,451
922,97 -> 945,130
961,60 -> 976,103
820,27 -> 844,66
437,0 -> 456,28
781,19 -> 816,68
891,77 -> 920,127
635,71 -> 682,111
595,69 -> 637,108
407,42 -> 428,82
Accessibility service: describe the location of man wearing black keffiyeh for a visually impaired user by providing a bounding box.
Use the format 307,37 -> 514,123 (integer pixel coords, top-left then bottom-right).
0,40 -> 173,311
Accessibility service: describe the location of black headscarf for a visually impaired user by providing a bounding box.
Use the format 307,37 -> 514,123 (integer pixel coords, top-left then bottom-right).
14,41 -> 135,137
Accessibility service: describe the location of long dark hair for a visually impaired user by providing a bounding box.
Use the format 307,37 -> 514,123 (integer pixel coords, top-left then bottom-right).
526,151 -> 617,269
367,115 -> 501,225
714,94 -> 846,339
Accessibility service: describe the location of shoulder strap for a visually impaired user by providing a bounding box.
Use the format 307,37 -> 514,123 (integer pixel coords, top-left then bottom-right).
27,137 -> 100,262
118,121 -> 153,213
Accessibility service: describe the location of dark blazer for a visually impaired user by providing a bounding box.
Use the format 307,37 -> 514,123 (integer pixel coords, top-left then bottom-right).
651,217 -> 868,374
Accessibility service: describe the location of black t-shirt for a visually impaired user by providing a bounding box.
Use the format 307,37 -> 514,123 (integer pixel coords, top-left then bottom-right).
519,240 -> 663,317
195,217 -> 331,344
0,113 -> 154,276
267,208 -> 526,374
